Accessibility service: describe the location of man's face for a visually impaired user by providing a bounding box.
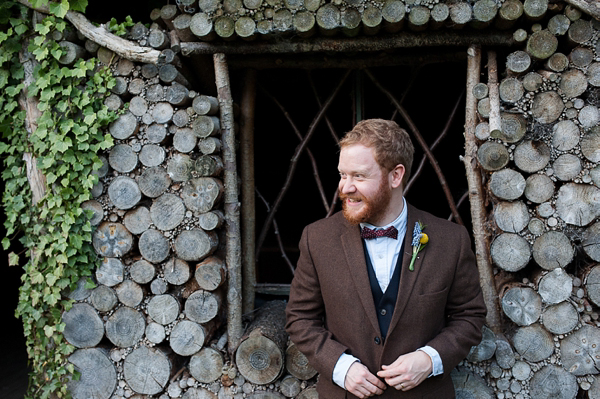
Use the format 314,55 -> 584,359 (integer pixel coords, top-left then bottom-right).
338,144 -> 392,225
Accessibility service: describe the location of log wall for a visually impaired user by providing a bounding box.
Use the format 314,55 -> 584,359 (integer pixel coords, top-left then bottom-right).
467,11 -> 600,399
57,1 -> 600,398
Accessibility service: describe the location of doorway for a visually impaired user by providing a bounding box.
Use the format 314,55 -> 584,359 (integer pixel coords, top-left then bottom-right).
235,56 -> 472,301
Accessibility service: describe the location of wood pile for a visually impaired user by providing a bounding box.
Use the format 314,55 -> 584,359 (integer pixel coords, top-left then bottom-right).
58,17 -> 319,399
465,10 -> 600,399
52,0 -> 600,398
139,0 -> 585,43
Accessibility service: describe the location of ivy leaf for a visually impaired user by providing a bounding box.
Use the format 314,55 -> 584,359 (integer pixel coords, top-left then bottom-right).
69,0 -> 87,12
43,325 -> 55,337
2,237 -> 10,251
48,0 -> 69,18
8,252 -> 19,266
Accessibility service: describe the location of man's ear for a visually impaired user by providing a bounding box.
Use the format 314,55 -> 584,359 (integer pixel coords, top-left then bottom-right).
390,164 -> 405,189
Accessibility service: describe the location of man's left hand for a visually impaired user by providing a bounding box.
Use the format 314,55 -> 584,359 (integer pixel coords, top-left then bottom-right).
376,350 -> 433,391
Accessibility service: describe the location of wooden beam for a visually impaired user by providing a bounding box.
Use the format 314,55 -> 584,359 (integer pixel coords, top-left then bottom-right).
182,31 -> 515,56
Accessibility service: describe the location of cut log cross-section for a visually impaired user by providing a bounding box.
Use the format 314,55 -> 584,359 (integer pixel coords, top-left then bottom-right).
105,306 -> 146,348
63,303 -> 105,348
189,347 -> 224,383
124,346 -> 172,395
68,348 -> 117,399
236,301 -> 288,385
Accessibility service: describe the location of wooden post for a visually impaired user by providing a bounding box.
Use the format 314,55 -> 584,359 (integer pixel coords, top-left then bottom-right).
240,69 -> 258,315
462,44 -> 503,334
214,53 -> 243,354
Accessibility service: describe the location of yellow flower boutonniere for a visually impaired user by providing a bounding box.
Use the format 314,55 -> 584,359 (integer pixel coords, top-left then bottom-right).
409,221 -> 428,271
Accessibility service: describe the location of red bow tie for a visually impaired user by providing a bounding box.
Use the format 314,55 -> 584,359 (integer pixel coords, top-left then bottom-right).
361,226 -> 398,240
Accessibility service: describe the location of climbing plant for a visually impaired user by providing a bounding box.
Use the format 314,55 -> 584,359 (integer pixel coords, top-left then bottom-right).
0,0 -> 116,397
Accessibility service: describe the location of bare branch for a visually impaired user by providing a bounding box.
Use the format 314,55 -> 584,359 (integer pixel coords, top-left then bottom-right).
256,70 -> 351,259
259,85 -> 330,213
256,189 -> 295,276
365,69 -> 464,225
404,90 -> 465,194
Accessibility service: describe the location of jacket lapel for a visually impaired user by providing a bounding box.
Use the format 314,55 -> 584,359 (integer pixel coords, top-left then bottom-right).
385,204 -> 427,340
340,221 -> 381,336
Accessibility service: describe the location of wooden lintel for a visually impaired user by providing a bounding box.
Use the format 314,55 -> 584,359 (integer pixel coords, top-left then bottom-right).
226,50 -> 467,70
182,31 -> 515,56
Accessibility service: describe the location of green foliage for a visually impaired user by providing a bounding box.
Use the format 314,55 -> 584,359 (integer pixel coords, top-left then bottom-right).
0,1 -> 116,397
107,15 -> 134,36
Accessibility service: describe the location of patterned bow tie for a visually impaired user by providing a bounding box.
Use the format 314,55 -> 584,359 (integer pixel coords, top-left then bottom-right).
361,226 -> 398,240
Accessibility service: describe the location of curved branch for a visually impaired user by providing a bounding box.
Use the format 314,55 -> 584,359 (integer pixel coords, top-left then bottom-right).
255,70 -> 351,260
259,84 -> 330,213
18,0 -> 161,64
404,90 -> 465,194
364,69 -> 463,225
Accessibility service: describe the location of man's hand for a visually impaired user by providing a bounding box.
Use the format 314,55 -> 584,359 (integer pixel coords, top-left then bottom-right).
376,351 -> 433,391
344,362 -> 387,398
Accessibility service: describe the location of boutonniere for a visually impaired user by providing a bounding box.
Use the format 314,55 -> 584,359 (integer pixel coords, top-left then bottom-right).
409,221 -> 428,271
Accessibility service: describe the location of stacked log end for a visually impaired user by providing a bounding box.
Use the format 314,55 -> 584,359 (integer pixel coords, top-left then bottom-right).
62,19 -> 320,399
465,10 -> 600,399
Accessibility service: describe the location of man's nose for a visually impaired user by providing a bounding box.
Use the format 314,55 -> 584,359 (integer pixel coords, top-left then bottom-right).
340,178 -> 355,194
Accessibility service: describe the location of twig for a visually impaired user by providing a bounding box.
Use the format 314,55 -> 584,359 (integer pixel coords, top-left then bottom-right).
256,189 -> 295,275
326,190 -> 339,218
448,191 -> 470,221
259,85 -> 330,213
307,71 -> 340,145
404,90 -> 465,194
365,69 -> 464,226
256,70 -> 351,259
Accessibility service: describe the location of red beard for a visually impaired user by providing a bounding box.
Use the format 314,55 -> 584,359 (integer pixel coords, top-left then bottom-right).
340,176 -> 392,225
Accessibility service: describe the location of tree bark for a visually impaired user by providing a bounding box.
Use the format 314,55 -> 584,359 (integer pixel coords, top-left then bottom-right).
463,44 -> 503,333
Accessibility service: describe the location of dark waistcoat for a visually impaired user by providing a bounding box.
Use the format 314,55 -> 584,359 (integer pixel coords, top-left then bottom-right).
363,240 -> 405,340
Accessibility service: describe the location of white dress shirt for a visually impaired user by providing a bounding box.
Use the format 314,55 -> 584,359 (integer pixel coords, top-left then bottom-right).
332,198 -> 443,388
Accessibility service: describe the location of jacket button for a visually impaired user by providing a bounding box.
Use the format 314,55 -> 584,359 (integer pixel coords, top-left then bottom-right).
374,337 -> 381,345
380,309 -> 387,316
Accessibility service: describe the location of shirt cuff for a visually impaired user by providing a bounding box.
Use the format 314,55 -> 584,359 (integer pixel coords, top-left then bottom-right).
332,353 -> 360,388
418,346 -> 444,377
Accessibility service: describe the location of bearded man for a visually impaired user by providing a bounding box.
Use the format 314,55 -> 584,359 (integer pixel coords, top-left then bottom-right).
286,119 -> 486,399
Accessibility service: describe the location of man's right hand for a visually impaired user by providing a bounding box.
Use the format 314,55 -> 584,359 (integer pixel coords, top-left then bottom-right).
344,362 -> 387,398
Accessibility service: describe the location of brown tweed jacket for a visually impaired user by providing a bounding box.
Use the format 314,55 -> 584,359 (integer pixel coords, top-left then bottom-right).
285,203 -> 486,399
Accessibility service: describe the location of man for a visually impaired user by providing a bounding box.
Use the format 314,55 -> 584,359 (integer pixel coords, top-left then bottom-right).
285,119 -> 486,398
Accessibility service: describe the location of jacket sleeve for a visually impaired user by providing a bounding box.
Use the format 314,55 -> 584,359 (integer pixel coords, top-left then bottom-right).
285,226 -> 349,383
425,225 -> 487,378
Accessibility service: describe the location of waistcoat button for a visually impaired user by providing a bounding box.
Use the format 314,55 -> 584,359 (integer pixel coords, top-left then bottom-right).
374,337 -> 381,345
380,309 -> 387,316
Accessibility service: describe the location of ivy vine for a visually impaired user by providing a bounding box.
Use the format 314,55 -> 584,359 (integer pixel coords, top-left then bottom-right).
0,0 -> 117,397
